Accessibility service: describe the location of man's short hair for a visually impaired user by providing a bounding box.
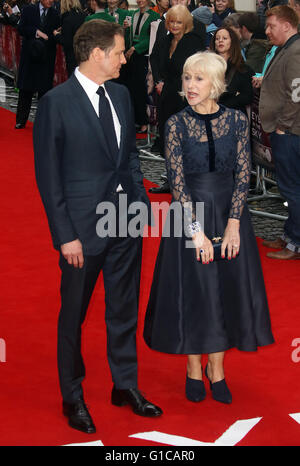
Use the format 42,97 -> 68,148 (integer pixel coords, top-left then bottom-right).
238,12 -> 260,32
266,5 -> 299,28
74,20 -> 124,64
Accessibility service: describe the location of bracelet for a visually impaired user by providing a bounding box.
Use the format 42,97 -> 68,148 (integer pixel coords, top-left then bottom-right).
187,221 -> 202,237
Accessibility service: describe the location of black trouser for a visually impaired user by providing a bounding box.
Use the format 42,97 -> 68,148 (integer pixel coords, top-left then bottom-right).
16,88 -> 48,126
57,235 -> 143,403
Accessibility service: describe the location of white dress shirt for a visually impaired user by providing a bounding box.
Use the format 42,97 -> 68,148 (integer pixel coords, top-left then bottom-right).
74,67 -> 123,192
74,67 -> 121,148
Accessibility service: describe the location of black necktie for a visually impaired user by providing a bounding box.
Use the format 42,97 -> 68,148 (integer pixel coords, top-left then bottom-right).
96,87 -> 119,159
40,7 -> 47,25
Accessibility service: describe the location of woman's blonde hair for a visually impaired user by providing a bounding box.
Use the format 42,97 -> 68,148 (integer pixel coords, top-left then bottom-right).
60,0 -> 82,14
181,51 -> 227,100
165,5 -> 194,35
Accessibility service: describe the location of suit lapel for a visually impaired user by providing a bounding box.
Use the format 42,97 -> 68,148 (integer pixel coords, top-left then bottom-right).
68,75 -> 116,164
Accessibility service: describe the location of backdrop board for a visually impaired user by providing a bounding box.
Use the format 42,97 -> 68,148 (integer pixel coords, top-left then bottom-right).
250,88 -> 274,171
234,0 -> 257,12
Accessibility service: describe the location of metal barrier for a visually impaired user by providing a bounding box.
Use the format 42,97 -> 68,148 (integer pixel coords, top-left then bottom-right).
248,89 -> 287,220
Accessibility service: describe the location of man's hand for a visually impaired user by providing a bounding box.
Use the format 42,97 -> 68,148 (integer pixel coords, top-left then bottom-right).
252,76 -> 263,88
61,239 -> 84,268
36,29 -> 48,40
275,128 -> 285,135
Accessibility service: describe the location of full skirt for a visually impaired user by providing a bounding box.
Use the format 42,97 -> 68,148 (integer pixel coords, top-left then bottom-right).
143,171 -> 274,354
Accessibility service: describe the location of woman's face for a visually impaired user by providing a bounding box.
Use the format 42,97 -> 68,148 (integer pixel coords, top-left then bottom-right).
215,0 -> 229,13
168,17 -> 185,37
214,29 -> 231,57
137,0 -> 149,10
182,68 -> 214,109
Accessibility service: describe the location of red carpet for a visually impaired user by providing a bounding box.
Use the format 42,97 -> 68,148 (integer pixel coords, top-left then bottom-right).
0,107 -> 300,446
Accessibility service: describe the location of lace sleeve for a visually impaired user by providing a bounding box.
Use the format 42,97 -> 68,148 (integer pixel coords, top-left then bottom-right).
165,115 -> 199,233
229,111 -> 251,219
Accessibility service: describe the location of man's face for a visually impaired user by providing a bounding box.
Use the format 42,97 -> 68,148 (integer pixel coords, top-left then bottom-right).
265,15 -> 289,46
158,0 -> 170,9
100,34 -> 126,81
41,0 -> 54,8
107,0 -> 119,9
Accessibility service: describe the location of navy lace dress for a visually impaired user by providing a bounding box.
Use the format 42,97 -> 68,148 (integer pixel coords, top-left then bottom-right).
143,105 -> 274,354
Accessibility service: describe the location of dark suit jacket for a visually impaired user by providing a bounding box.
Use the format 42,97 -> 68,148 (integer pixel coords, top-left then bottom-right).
33,75 -> 151,255
17,2 -> 60,91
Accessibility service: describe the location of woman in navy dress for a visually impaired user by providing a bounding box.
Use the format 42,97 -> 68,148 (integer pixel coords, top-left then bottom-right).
143,51 -> 274,404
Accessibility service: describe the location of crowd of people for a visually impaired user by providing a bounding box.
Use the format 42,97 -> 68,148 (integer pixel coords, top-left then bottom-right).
0,0 -> 300,435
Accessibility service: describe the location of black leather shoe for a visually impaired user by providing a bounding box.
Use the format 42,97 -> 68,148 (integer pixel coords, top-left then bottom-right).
63,398 -> 96,433
185,375 -> 206,402
15,123 -> 26,129
111,386 -> 163,417
149,182 -> 170,194
205,365 -> 232,404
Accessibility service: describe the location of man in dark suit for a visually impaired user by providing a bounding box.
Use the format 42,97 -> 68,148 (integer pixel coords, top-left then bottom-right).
15,0 -> 60,129
33,19 -> 162,434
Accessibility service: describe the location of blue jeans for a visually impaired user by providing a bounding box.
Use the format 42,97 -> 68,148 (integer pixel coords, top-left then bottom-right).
270,132 -> 300,250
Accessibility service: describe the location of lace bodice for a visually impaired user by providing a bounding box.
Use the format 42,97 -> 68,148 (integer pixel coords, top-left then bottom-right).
165,105 -> 251,226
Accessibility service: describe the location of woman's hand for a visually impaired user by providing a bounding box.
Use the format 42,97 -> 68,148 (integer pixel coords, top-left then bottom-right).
221,218 -> 240,260
193,231 -> 214,264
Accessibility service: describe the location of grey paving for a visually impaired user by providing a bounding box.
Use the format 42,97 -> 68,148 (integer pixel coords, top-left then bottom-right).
1,74 -> 287,241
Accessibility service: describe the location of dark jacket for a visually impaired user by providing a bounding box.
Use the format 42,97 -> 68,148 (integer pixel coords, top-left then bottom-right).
17,2 -> 60,91
244,31 -> 271,74
259,34 -> 300,135
212,7 -> 235,27
33,76 -> 150,254
219,60 -> 254,114
150,20 -> 206,84
55,8 -> 86,76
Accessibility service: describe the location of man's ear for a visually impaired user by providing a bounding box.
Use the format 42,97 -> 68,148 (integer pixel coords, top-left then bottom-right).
91,47 -> 106,63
